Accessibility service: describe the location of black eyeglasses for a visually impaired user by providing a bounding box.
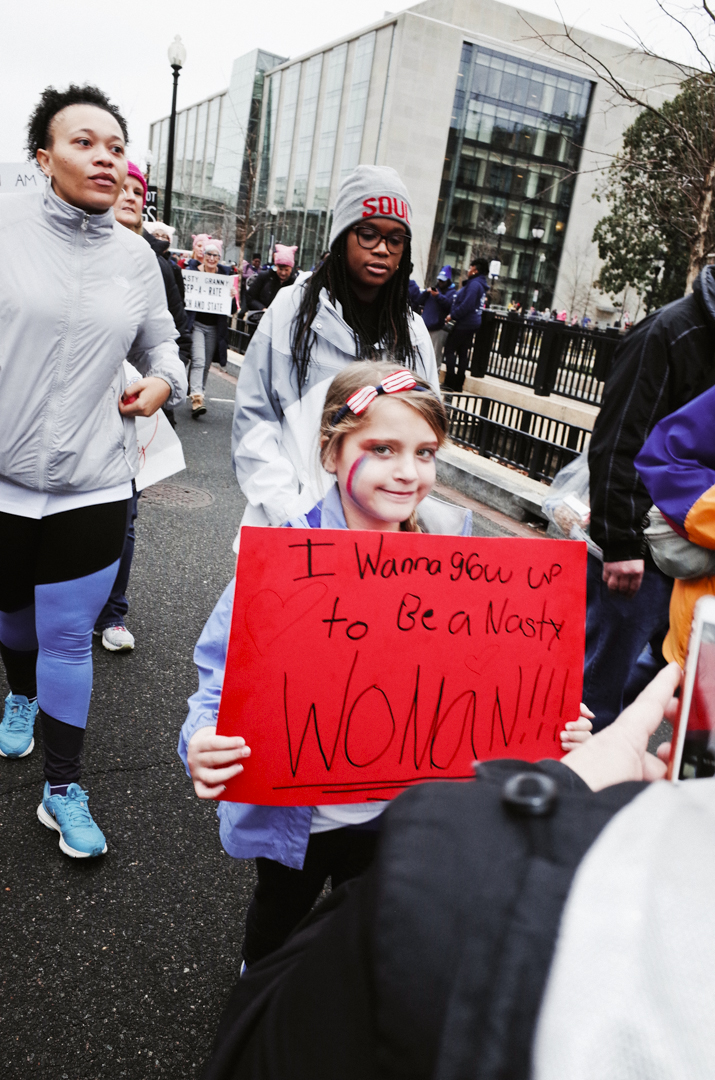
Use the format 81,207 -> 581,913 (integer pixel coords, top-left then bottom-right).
352,226 -> 409,254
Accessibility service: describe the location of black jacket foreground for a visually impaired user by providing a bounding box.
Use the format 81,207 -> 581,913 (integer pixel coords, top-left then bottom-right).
202,760 -> 645,1080
246,267 -> 298,311
589,266 -> 715,563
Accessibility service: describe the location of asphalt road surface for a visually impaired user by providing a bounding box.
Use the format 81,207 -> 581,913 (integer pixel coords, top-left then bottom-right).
0,366 -> 520,1079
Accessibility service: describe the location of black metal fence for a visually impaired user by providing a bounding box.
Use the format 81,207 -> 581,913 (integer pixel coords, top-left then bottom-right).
442,392 -> 590,484
227,315 -> 262,356
468,311 -> 621,405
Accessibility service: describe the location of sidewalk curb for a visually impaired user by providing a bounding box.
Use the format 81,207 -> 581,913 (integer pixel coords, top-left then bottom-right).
436,444 -> 547,523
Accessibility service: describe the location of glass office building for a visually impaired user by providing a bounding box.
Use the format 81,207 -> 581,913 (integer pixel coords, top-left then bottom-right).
149,48 -> 285,255
147,0 -> 664,317
248,29 -> 384,272
429,43 -> 593,308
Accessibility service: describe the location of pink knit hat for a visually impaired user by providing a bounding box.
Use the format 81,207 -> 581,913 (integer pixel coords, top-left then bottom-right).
204,238 -> 223,256
192,233 -> 211,254
274,243 -> 297,267
126,161 -> 147,206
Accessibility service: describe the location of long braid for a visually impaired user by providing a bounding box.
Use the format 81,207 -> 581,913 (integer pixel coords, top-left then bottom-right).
290,231 -> 417,390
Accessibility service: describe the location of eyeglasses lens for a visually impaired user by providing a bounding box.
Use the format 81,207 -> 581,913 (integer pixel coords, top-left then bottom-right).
354,227 -> 407,253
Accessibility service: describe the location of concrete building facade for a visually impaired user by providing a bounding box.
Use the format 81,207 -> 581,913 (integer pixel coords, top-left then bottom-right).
149,0 -> 676,317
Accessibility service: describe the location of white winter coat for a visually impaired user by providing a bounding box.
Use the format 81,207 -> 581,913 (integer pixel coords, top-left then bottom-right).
231,280 -> 439,530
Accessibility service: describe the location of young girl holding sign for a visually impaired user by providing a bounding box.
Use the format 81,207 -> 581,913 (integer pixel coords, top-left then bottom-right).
178,362 -> 591,967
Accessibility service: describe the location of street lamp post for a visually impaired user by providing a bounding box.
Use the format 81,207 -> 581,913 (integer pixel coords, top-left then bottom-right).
163,35 -> 186,227
489,220 -> 507,293
527,223 -> 545,310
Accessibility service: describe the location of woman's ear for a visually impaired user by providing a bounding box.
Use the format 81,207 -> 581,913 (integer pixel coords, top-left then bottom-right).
321,438 -> 338,475
36,149 -> 51,178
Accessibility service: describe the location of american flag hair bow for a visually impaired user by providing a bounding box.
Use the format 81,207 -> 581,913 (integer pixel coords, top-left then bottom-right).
332,369 -> 423,425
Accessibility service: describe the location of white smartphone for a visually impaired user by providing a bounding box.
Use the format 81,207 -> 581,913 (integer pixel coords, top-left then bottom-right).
668,594 -> 715,781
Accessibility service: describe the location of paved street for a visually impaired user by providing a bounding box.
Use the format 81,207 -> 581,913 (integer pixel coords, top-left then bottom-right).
0,366 -> 518,1079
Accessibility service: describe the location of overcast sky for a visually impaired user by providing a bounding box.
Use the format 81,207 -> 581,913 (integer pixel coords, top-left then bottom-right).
0,0 -> 707,163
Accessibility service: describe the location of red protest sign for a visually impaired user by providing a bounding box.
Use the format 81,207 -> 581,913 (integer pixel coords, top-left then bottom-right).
216,527 -> 586,805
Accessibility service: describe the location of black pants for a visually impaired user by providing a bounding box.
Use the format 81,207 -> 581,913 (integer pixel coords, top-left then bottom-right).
443,325 -> 475,391
242,826 -> 379,966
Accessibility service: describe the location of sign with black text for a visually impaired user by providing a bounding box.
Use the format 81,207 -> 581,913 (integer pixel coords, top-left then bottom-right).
216,528 -> 587,805
182,270 -> 235,315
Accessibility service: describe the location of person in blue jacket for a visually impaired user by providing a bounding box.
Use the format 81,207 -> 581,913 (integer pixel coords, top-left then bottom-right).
443,257 -> 490,392
418,265 -> 456,371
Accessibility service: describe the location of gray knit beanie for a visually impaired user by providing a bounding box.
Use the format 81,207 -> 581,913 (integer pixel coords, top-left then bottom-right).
329,165 -> 412,248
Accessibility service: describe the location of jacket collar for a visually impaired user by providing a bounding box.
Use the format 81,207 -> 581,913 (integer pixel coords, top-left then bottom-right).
319,483 -> 349,529
693,266 -> 715,328
42,178 -> 116,242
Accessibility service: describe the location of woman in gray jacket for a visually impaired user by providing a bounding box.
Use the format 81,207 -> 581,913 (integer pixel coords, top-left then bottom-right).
231,165 -> 439,534
0,85 -> 187,858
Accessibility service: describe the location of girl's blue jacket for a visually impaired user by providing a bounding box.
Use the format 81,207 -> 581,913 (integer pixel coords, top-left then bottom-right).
177,483 -> 472,869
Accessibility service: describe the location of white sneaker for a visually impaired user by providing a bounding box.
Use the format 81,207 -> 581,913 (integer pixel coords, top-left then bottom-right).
101,625 -> 135,652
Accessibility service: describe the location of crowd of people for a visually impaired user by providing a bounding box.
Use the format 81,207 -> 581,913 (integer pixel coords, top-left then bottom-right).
0,81 -> 713,1079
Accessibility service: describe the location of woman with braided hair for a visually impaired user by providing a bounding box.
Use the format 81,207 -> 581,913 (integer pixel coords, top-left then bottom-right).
231,165 -> 439,532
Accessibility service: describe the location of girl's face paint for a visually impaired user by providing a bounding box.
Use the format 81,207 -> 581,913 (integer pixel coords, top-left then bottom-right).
325,396 -> 438,532
346,452 -> 369,501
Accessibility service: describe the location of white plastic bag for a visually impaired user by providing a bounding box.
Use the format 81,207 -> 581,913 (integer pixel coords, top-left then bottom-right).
542,450 -> 603,560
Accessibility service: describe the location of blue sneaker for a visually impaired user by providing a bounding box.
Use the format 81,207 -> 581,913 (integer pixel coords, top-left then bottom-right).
37,782 -> 107,858
0,693 -> 38,758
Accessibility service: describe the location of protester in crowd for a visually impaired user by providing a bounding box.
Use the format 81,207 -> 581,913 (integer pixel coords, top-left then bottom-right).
115,167 -> 191,374
145,219 -> 185,301
87,162 -> 191,656
407,276 -> 423,312
585,264 -> 715,730
191,232 -> 209,269
635,383 -> 715,666
182,360 -> 591,973
443,257 -> 490,392
244,244 -> 299,313
417,266 -> 455,372
197,656 -> 673,1080
231,165 -> 439,532
186,239 -> 231,418
182,362 -> 458,968
239,252 -> 262,309
0,85 -> 186,857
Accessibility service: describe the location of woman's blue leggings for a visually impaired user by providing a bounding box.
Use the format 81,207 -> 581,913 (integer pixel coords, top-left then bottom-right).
0,501 -> 129,781
0,565 -> 120,728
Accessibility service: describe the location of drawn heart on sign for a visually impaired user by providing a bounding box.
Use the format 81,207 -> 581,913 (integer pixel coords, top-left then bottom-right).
245,581 -> 329,655
464,646 -> 500,676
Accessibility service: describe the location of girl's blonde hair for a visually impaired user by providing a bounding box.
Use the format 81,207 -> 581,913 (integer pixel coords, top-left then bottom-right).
319,361 -> 448,532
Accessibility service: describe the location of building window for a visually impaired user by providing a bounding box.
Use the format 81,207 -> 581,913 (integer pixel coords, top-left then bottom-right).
258,70 -> 281,208
429,42 -> 593,309
173,110 -> 189,194
292,54 -> 323,208
273,64 -> 301,207
339,31 -> 376,181
204,95 -> 221,196
313,43 -> 348,208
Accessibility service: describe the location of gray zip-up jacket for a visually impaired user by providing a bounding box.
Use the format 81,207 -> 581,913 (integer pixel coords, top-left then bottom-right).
232,280 -> 439,530
0,182 -> 187,493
